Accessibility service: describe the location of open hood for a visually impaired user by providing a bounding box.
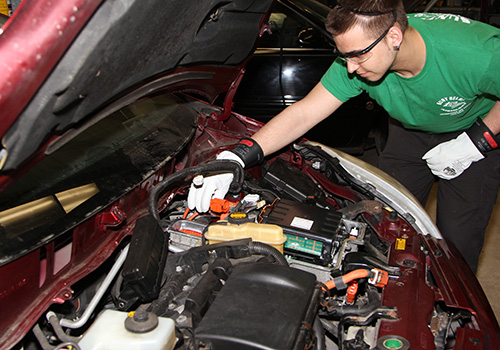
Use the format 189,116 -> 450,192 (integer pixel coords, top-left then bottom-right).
0,0 -> 275,172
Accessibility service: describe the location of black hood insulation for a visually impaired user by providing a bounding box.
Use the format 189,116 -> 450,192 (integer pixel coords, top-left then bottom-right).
3,0 -> 274,171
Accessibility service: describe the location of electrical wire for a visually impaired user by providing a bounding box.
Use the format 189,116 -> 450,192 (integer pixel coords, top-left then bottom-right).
323,269 -> 370,290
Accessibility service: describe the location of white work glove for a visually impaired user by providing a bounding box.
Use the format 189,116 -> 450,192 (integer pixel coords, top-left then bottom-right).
422,132 -> 484,180
187,151 -> 245,213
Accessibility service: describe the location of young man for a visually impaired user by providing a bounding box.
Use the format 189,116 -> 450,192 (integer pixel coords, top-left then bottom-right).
188,0 -> 500,272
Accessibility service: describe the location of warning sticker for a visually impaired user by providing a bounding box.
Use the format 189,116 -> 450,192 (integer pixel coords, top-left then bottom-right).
395,238 -> 406,250
290,217 -> 314,231
0,0 -> 10,16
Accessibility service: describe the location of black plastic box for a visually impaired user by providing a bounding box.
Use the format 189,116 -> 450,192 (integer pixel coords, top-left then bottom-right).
195,263 -> 317,350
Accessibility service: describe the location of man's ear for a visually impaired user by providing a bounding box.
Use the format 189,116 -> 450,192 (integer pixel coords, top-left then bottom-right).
387,26 -> 403,50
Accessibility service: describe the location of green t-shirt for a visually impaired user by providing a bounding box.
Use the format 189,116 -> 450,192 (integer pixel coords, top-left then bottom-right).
321,13 -> 500,133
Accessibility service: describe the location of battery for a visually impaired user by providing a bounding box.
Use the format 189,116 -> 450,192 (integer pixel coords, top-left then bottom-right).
260,157 -> 323,203
261,198 -> 342,266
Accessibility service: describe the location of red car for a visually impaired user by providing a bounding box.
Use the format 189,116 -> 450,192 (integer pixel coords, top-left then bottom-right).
0,0 -> 499,349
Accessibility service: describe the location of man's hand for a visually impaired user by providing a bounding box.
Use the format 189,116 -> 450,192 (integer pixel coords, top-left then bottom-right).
422,132 -> 484,180
187,151 -> 244,213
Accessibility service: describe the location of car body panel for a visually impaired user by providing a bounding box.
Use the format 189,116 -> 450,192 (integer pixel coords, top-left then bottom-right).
0,0 -> 104,140
312,143 -> 500,348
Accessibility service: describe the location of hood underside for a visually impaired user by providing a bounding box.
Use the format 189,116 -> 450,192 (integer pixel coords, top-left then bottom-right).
0,0 -> 274,172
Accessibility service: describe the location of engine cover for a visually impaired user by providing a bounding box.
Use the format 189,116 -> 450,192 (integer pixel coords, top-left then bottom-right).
194,263 -> 318,350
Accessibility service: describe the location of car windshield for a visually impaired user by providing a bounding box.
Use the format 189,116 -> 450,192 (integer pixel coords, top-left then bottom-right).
0,93 -> 198,265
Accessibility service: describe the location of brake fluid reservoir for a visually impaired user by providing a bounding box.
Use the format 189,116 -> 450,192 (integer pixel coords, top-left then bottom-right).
205,219 -> 286,253
78,309 -> 176,350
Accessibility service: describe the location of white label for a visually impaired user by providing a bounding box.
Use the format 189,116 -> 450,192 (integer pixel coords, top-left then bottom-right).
290,217 -> 314,231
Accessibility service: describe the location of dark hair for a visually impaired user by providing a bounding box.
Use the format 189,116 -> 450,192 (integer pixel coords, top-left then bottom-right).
325,0 -> 408,38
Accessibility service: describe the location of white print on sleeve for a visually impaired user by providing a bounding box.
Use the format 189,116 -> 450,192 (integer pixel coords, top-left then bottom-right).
436,96 -> 472,116
413,13 -> 471,24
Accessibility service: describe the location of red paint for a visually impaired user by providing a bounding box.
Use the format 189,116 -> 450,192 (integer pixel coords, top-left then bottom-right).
0,0 -> 104,138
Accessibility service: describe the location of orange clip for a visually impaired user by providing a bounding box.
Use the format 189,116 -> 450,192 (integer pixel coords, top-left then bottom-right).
346,281 -> 358,304
210,198 -> 236,214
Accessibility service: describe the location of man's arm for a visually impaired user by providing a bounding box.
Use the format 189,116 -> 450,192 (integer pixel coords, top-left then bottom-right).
251,82 -> 344,156
187,82 -> 343,212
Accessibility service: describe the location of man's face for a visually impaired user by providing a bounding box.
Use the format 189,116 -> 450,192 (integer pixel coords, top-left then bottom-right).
333,24 -> 396,82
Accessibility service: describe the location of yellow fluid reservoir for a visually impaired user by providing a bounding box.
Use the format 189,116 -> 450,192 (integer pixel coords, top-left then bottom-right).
205,222 -> 286,253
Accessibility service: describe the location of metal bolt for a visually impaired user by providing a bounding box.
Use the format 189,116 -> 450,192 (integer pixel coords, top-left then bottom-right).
312,161 -> 321,170
403,259 -> 415,267
471,338 -> 481,345
177,315 -> 188,325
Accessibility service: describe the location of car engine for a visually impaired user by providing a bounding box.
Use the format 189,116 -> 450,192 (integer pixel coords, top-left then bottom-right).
26,143 -> 467,350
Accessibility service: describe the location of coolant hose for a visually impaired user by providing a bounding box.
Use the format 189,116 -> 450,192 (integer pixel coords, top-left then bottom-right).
248,241 -> 288,266
32,323 -> 82,350
148,160 -> 244,221
46,312 -> 80,343
32,324 -> 52,350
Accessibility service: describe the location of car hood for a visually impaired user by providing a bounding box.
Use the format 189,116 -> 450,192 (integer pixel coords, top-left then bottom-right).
0,0 -> 275,173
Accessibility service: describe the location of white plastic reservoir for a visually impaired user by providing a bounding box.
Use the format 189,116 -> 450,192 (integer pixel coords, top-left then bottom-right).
78,309 -> 177,350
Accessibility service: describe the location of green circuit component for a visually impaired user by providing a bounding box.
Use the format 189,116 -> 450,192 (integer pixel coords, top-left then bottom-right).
284,234 -> 323,256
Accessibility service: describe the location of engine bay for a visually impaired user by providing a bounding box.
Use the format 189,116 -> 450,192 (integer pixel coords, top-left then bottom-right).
24,143 -> 477,350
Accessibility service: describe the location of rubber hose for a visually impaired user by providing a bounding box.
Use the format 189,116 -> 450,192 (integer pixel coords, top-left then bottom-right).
148,160 -> 244,221
32,324 -> 52,350
248,241 -> 288,266
328,288 -> 381,318
47,312 -> 81,343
